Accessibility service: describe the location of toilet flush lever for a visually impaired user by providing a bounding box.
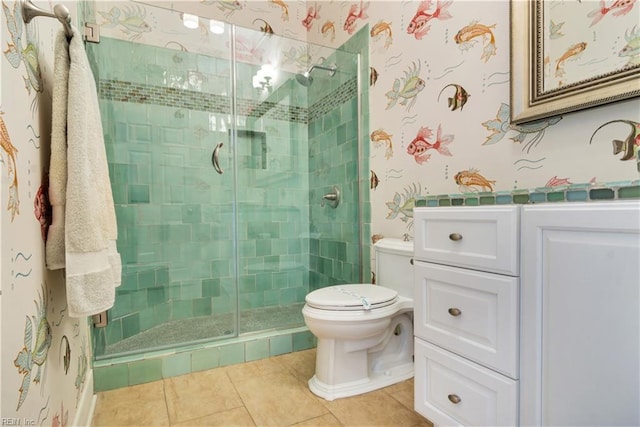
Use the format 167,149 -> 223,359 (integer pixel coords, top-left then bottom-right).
361,297 -> 371,310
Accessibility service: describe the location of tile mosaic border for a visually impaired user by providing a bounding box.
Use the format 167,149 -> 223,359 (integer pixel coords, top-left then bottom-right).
415,180 -> 640,207
98,77 -> 357,124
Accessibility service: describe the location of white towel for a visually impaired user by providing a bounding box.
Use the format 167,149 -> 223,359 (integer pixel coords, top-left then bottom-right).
49,28 -> 121,317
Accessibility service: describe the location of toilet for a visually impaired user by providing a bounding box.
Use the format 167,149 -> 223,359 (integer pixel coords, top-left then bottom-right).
302,238 -> 414,401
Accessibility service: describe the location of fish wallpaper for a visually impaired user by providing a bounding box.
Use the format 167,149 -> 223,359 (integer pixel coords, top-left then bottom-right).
1,0 -> 638,422
1,0 -> 92,424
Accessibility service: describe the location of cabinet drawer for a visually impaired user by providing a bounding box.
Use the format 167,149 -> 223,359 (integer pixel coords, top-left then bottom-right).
415,339 -> 518,427
414,262 -> 519,378
414,206 -> 520,276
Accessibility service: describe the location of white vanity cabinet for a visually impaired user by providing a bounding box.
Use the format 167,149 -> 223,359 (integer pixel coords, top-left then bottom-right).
413,206 -> 520,427
520,201 -> 640,427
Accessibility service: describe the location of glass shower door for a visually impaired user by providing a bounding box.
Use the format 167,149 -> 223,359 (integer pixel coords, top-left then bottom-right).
89,12 -> 239,358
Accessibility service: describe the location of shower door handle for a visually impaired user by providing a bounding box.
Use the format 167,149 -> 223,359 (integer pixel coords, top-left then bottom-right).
212,142 -> 224,174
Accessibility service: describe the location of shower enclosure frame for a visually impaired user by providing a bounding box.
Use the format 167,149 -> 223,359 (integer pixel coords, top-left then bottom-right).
85,1 -> 371,371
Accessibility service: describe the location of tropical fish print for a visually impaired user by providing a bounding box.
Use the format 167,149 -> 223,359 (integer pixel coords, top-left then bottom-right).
454,21 -> 497,63
99,5 -> 153,41
283,46 -> 312,68
0,112 -> 20,221
14,286 -> 52,410
587,0 -> 637,27
549,20 -> 565,39
234,36 -> 265,63
555,42 -> 587,78
545,176 -> 572,187
344,0 -> 368,35
371,21 -> 393,48
589,119 -> 640,161
75,339 -> 88,399
370,66 -> 379,86
407,124 -> 454,164
34,172 -> 50,241
386,183 -> 421,231
52,402 -> 68,427
2,0 -> 43,97
482,103 -> 562,153
371,233 -> 384,244
253,18 -> 274,35
437,83 -> 470,111
454,168 -> 495,192
60,335 -> 71,374
321,21 -> 336,42
385,61 -> 425,112
370,170 -> 380,190
302,3 -> 321,31
619,25 -> 640,67
215,0 -> 242,17
271,0 -> 290,21
406,0 -> 452,40
371,129 -> 394,159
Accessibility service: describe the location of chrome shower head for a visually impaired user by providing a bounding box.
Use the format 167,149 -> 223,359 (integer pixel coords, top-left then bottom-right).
295,63 -> 337,87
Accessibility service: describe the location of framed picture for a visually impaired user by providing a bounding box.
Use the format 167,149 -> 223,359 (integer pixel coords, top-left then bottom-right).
510,0 -> 640,124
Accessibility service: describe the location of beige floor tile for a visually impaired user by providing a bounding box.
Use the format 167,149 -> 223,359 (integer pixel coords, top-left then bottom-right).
224,356 -> 288,383
384,378 -> 415,410
172,406 -> 256,427
233,371 -> 329,427
92,381 -> 169,427
164,368 -> 243,424
324,389 -> 425,427
273,349 -> 317,384
291,413 -> 343,426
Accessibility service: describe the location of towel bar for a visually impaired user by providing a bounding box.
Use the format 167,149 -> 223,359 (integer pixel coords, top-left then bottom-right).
21,0 -> 73,39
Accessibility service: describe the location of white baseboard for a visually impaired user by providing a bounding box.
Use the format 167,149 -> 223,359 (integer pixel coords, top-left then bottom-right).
72,369 -> 97,427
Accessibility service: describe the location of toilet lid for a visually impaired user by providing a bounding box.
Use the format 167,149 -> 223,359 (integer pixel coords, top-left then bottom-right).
305,284 -> 398,311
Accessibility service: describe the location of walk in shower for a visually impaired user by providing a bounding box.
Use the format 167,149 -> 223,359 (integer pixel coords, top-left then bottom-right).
86,2 -> 369,364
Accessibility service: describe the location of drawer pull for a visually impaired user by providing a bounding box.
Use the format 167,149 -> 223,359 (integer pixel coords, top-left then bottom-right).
448,394 -> 462,404
448,233 -> 463,241
448,308 -> 462,317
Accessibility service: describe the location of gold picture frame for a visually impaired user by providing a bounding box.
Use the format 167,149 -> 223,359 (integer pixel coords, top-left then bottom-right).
510,0 -> 640,124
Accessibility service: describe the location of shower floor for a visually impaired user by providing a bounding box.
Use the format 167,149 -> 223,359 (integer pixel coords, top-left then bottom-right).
103,303 -> 306,356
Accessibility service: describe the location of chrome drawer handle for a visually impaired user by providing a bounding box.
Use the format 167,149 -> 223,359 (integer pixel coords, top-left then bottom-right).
449,233 -> 463,241
448,308 -> 462,317
448,394 -> 461,404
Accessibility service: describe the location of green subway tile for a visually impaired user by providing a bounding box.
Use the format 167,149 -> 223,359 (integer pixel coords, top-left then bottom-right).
193,297 -> 212,316
513,194 -> 530,204
162,352 -> 192,378
451,198 -> 464,206
219,343 -> 245,366
245,339 -> 269,362
546,191 -> 565,202
128,358 -> 162,385
438,198 -> 451,206
589,188 -> 615,200
94,364 -> 129,391
427,199 -> 438,207
191,347 -> 220,372
464,198 -> 478,206
496,195 -> 513,204
269,334 -> 293,356
293,331 -> 316,351
172,300 -> 193,320
415,199 -> 427,207
618,185 -> 640,199
479,196 -> 495,205
530,192 -> 546,203
128,185 -> 149,204
122,313 -> 140,339
566,190 -> 588,202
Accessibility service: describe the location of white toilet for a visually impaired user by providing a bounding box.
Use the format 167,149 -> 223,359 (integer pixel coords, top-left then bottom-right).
302,238 -> 414,401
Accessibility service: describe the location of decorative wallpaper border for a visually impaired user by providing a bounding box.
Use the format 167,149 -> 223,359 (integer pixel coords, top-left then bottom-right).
416,180 -> 640,207
98,77 -> 358,124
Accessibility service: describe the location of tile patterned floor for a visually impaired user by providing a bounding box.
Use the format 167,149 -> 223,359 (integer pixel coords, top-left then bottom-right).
92,349 -> 433,427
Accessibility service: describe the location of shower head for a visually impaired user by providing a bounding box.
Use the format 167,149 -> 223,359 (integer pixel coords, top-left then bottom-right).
295,63 -> 337,87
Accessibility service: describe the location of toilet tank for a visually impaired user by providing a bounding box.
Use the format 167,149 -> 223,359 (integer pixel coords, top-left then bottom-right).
374,238 -> 414,299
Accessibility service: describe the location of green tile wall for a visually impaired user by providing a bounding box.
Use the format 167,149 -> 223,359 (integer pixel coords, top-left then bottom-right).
89,34 -> 365,358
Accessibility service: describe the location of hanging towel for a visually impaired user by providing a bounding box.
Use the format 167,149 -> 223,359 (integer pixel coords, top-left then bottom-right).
46,31 -> 69,270
48,28 -> 121,317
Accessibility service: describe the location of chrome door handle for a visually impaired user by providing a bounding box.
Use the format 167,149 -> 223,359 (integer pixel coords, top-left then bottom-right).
212,142 -> 224,174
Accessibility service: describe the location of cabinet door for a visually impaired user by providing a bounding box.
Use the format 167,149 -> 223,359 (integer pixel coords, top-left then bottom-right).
414,262 -> 519,378
414,206 -> 520,276
521,201 -> 640,427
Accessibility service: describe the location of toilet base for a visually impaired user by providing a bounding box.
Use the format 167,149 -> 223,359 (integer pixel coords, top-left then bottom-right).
308,362 -> 414,401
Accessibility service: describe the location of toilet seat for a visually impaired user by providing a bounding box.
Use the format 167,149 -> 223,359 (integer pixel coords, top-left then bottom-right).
305,284 -> 398,311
